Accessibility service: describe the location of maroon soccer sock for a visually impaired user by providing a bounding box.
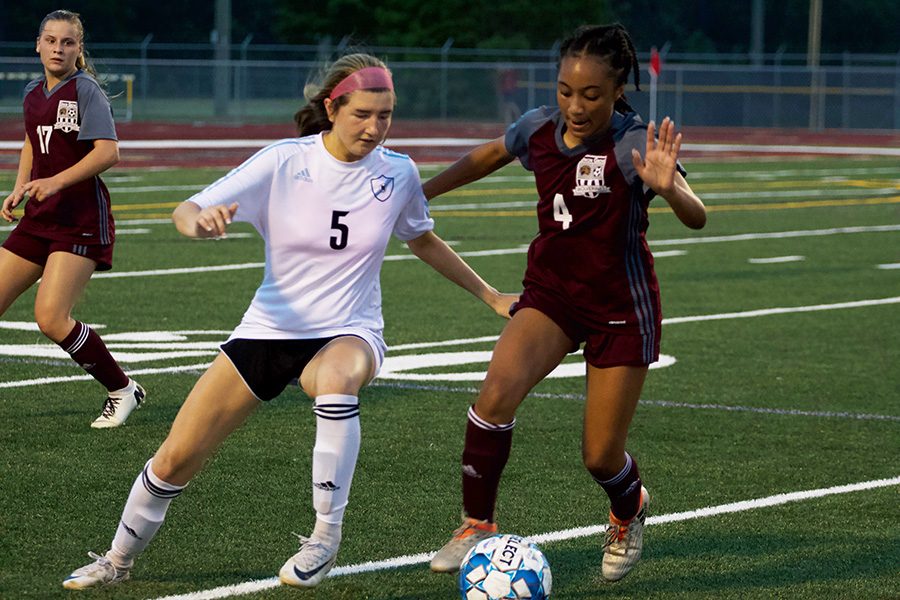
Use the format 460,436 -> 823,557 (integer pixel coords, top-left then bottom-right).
590,452 -> 643,521
461,405 -> 515,522
58,321 -> 130,392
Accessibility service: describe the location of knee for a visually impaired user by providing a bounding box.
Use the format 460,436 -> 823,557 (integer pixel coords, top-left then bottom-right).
150,446 -> 194,486
475,378 -> 520,424
34,305 -> 71,342
306,366 -> 365,398
581,442 -> 621,477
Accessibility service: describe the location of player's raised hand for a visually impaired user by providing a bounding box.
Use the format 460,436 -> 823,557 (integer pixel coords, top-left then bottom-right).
631,116 -> 682,197
196,202 -> 239,237
1,186 -> 26,222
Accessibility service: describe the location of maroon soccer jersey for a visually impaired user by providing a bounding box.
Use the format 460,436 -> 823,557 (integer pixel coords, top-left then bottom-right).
505,107 -> 685,339
17,71 -> 117,245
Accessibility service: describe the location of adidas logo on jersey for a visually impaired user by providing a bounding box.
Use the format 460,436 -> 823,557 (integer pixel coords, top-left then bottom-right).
293,167 -> 313,183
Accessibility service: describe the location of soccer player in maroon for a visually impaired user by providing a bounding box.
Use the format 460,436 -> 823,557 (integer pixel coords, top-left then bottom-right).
0,10 -> 144,428
427,24 -> 706,581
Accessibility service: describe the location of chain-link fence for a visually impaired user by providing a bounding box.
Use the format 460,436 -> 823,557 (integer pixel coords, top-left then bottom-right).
2,44 -> 898,129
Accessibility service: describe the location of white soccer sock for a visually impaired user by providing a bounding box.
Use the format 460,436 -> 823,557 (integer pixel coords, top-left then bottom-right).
311,394 -> 360,528
108,378 -> 136,398
108,459 -> 185,568
312,517 -> 342,549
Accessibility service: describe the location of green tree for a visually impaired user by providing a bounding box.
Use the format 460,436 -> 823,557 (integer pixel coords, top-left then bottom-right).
272,0 -> 613,48
1,0 -> 897,54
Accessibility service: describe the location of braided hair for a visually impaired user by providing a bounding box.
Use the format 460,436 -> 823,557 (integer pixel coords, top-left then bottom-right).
294,53 -> 393,137
559,24 -> 641,114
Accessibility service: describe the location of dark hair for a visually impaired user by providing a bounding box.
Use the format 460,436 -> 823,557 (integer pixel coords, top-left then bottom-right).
38,10 -> 99,80
294,53 -> 393,137
558,24 -> 641,114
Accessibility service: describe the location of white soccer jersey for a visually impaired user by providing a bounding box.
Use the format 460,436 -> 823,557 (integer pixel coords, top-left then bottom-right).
187,133 -> 434,348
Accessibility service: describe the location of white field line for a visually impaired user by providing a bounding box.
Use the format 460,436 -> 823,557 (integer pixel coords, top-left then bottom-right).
109,184 -> 205,193
88,247 -> 678,276
0,363 -> 210,389
4,138 -> 897,156
877,263 -> 900,270
3,186 -> 891,207
420,166 -> 900,181
61,224 -> 900,279
651,224 -> 900,246
683,143 -> 900,157
669,166 -> 900,181
147,475 -> 900,600
106,187 -> 900,203
92,262 -> 265,279
2,295 -> 898,393
432,189 -> 900,207
748,255 -> 805,264
5,167 -> 896,197
661,296 -> 900,324
427,186 -> 900,210
698,188 -> 899,200
371,382 -> 900,423
0,320 -> 105,331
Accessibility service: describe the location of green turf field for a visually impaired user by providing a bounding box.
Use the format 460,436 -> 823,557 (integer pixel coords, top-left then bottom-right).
1,156 -> 898,599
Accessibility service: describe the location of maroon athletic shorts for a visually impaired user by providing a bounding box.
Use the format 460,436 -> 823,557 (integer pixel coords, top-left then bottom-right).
511,285 -> 661,367
2,227 -> 113,271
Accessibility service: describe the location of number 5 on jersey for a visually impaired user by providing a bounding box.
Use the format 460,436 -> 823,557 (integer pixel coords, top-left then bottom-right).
553,193 -> 573,230
330,210 -> 350,250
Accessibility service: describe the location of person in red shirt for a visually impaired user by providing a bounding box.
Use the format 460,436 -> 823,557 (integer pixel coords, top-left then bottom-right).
427,23 -> 706,582
0,10 -> 144,428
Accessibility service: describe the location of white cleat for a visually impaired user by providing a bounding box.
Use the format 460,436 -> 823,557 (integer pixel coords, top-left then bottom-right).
91,382 -> 145,429
63,551 -> 130,590
602,486 -> 650,582
279,535 -> 339,588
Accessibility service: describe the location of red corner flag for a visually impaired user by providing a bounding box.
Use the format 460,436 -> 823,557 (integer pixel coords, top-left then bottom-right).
649,46 -> 661,78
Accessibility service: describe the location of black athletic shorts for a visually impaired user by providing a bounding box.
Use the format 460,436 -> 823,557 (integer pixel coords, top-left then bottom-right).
220,337 -> 338,401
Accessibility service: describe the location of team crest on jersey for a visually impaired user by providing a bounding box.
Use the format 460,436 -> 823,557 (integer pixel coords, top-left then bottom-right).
573,154 -> 610,198
370,175 -> 394,202
53,100 -> 80,133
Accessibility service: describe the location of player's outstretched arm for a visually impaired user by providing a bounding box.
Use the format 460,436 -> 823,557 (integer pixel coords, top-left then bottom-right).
631,117 -> 706,229
172,200 -> 239,238
406,230 -> 518,318
422,137 -> 515,200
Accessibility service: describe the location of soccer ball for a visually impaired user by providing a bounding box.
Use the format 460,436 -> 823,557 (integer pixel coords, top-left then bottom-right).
459,534 -> 552,599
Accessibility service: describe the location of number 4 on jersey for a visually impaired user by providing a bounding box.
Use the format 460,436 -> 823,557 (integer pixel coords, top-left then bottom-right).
553,193 -> 573,230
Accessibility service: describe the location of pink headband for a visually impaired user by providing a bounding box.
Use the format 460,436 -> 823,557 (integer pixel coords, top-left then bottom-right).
328,67 -> 394,100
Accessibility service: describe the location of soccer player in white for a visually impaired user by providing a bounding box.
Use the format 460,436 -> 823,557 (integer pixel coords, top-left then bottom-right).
63,53 -> 516,591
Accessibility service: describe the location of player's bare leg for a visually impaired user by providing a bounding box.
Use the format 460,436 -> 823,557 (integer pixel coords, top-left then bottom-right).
0,247 -> 42,316
280,336 -> 374,588
64,355 -> 260,589
153,353 -> 262,484
36,251 -> 143,427
431,308 -> 572,573
583,364 -> 649,581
